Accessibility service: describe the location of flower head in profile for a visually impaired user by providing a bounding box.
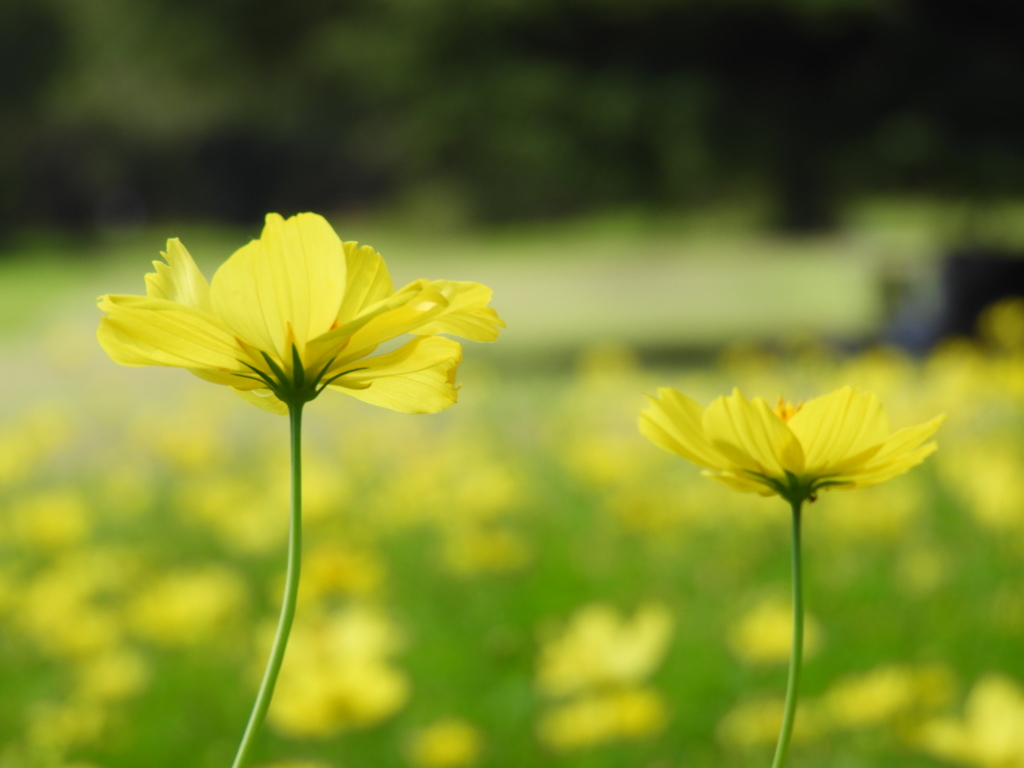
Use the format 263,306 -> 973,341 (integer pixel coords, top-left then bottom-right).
639,386 -> 944,503
407,718 -> 483,768
98,213 -> 504,414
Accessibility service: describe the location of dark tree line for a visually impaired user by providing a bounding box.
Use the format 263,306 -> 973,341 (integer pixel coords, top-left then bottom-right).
2,0 -> 1023,234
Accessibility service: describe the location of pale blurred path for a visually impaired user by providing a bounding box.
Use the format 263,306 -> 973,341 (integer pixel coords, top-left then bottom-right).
0,216 -> 926,361
388,250 -> 882,352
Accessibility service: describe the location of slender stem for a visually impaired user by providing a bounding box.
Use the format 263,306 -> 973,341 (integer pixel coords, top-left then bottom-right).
231,402 -> 304,768
770,499 -> 804,768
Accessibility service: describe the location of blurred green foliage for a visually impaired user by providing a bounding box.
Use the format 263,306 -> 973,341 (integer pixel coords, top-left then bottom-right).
2,211 -> 1024,766
3,307 -> 1024,767
3,0 -> 1024,233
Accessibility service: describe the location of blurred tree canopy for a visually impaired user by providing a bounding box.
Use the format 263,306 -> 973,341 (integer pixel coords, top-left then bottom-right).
2,0 -> 1024,234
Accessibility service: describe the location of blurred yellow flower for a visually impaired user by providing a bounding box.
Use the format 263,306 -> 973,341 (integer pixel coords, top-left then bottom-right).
977,297 -> 1024,351
940,439 -> 1024,535
728,596 -> 823,666
268,607 -> 409,738
818,481 -> 924,541
442,526 -> 531,575
375,446 -> 523,528
300,544 -> 386,603
177,474 -> 285,555
0,406 -> 74,485
563,435 -> 650,489
130,566 -> 247,646
823,664 -> 954,729
536,603 -> 674,698
534,603 -> 673,752
918,674 -> 1024,767
18,551 -> 135,658
717,662 -> 956,752
823,668 -> 911,728
75,647 -> 150,703
536,687 -> 668,751
151,417 -> 221,468
10,489 -> 90,550
717,696 -> 821,749
639,385 -> 944,501
407,718 -> 484,768
98,212 -> 504,414
896,546 -> 949,596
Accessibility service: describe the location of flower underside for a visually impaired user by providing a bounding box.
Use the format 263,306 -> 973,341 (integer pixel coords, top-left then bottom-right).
97,212 -> 504,415
235,343 -> 369,407
639,385 -> 944,502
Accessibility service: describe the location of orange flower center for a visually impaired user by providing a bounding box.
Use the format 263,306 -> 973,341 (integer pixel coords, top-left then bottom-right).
773,397 -> 802,423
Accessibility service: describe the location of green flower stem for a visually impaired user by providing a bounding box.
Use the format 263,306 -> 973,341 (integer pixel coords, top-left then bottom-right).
231,402 -> 304,768
771,499 -> 804,768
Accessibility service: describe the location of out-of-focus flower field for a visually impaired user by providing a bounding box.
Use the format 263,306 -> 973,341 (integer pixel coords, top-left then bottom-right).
3,249 -> 1024,768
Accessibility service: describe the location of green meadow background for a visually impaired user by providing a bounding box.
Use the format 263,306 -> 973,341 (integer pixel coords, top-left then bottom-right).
1,207 -> 1024,768
5,1 -> 1024,766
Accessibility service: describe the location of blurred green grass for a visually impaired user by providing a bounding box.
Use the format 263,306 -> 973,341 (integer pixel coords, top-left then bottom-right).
2,210 -> 1024,768
3,338 -> 1019,768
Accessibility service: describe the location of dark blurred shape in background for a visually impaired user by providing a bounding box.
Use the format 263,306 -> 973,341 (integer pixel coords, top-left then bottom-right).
2,0 -> 1024,235
941,253 -> 1024,337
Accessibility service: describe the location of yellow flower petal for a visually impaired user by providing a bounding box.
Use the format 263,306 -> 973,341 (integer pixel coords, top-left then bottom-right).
863,414 -> 946,467
838,442 -> 938,489
638,388 -> 723,468
303,280 -> 432,369
640,385 -> 941,500
210,213 -> 347,358
190,365 -> 260,389
233,387 -> 289,415
337,285 -> 449,362
331,336 -> 462,414
97,295 -> 247,375
144,238 -> 212,312
835,414 -> 946,488
703,389 -> 804,477
787,387 -> 888,474
337,242 -> 395,322
704,471 -> 777,496
413,280 -> 506,342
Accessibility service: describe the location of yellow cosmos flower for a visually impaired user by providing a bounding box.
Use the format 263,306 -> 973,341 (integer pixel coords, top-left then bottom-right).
97,212 -> 504,768
639,386 -> 944,504
97,212 -> 504,414
639,383 -> 944,768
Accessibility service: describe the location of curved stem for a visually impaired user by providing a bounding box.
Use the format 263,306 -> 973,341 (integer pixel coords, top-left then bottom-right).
231,402 -> 304,768
770,499 -> 804,768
